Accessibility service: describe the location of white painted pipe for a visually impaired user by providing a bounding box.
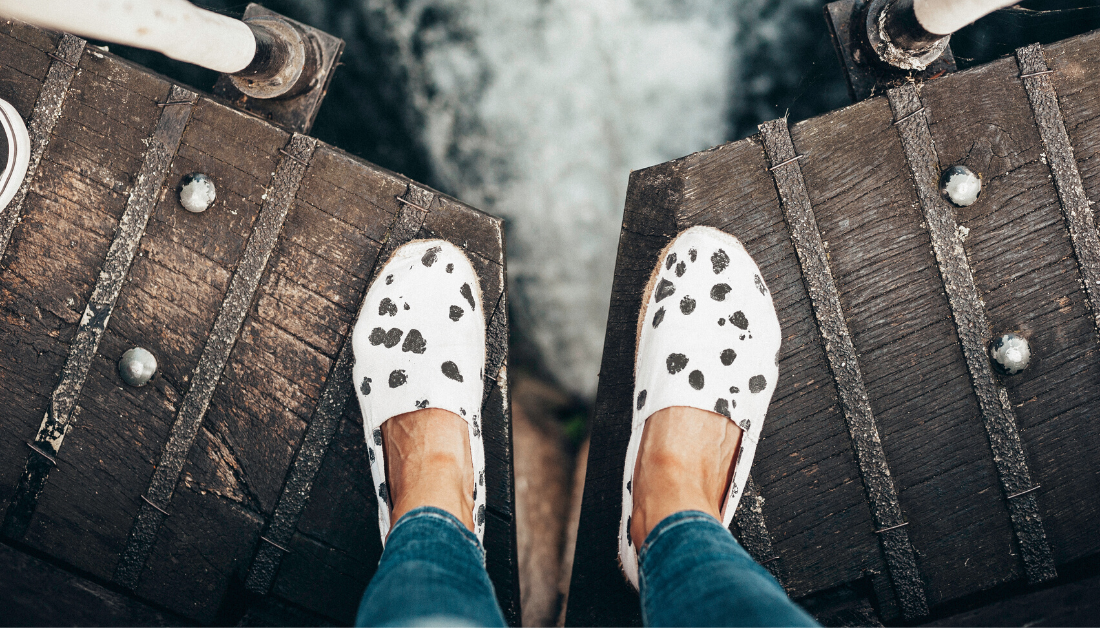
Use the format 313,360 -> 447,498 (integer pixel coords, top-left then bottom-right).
0,0 -> 256,74
913,0 -> 1020,36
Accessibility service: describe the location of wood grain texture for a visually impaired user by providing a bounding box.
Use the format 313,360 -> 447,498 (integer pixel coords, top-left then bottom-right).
790,96 -> 1020,608
0,23 -> 518,623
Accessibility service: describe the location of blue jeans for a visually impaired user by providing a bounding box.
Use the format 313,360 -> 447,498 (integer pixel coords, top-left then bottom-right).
357,507 -> 818,627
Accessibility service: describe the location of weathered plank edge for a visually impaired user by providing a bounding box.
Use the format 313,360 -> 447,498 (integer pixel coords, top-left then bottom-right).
1016,44 -> 1100,343
113,133 -> 318,589
731,475 -> 784,584
0,33 -> 84,262
243,183 -> 434,595
887,82 -> 1057,585
1,84 -> 196,540
759,118 -> 929,620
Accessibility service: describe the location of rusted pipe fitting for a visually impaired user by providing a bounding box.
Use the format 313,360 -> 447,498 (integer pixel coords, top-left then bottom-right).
229,16 -> 321,100
866,0 -> 951,71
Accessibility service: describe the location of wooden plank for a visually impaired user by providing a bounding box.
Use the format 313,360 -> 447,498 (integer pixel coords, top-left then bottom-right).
0,18 -> 60,54
113,134 -> 317,589
0,33 -> 83,264
762,118 -> 928,620
2,85 -> 193,541
789,97 -> 1021,608
891,73 -> 1057,584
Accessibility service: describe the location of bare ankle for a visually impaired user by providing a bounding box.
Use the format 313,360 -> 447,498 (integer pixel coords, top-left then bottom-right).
630,406 -> 741,548
382,408 -> 475,532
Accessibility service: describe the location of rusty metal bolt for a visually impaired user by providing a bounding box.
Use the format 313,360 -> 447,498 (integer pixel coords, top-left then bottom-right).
939,165 -> 981,207
179,173 -> 216,213
119,347 -> 157,387
991,333 -> 1030,375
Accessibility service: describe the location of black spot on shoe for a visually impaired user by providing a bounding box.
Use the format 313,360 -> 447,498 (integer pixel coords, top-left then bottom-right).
680,295 -> 696,315
729,385 -> 739,394
689,370 -> 705,390
446,263 -> 454,273
477,504 -> 486,526
675,261 -> 687,277
460,283 -> 476,310
378,482 -> 389,503
652,307 -> 666,328
712,248 -> 729,274
402,329 -> 427,353
415,399 -> 429,409
636,389 -> 647,410
474,486 -> 477,500
421,245 -> 442,267
369,327 -> 386,346
667,353 -> 688,374
730,311 -> 749,329
473,416 -> 481,438
689,248 -> 697,262
655,278 -> 676,303
711,283 -> 731,301
450,305 -> 465,321
626,480 -> 632,493
755,274 -> 767,295
368,446 -> 375,463
714,398 -> 730,417
389,370 -> 408,388
442,361 -> 463,382
379,298 -> 398,316
720,348 -> 736,365
385,274 -> 394,285
404,303 -> 410,310
373,428 -> 382,446
718,318 -> 726,326
749,374 -> 767,393
460,408 -> 467,416
480,470 -> 485,485
741,418 -> 752,432
665,252 -> 677,270
360,377 -> 372,395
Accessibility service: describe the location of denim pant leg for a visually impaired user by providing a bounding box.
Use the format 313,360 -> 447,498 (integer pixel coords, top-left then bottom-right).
639,511 -> 819,627
356,506 -> 507,627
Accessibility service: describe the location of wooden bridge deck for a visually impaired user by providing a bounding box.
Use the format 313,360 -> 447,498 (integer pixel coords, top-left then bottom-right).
566,29 -> 1100,626
0,19 -> 518,626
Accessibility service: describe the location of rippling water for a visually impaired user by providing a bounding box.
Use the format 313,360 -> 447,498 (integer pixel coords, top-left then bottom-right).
118,0 -> 1100,399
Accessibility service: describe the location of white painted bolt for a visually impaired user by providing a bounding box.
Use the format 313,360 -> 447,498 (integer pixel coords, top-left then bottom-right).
939,165 -> 981,207
179,173 -> 216,213
990,333 -> 1030,375
119,347 -> 157,387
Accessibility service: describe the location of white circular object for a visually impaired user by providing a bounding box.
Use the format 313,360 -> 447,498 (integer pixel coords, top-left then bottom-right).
0,97 -> 31,212
179,173 -> 216,213
118,347 -> 158,387
991,333 -> 1030,375
940,165 -> 981,207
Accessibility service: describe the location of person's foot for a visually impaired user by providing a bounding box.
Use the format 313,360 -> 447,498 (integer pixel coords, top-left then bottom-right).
618,226 -> 781,588
628,405 -> 741,548
351,240 -> 488,542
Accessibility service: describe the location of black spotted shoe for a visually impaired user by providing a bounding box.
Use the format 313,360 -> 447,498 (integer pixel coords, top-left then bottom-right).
619,226 -> 781,588
351,240 -> 488,544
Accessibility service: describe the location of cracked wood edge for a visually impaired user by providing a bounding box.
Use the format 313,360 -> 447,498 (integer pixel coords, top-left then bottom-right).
243,183 -> 434,595
0,33 -> 84,263
113,133 -> 318,590
1016,44 -> 1100,342
731,475 -> 784,584
887,82 -> 1057,585
759,117 -> 930,620
1,84 -> 196,541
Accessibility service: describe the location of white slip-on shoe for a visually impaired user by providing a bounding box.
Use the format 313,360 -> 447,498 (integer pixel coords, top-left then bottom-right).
0,96 -> 31,211
351,240 -> 488,544
618,226 -> 781,588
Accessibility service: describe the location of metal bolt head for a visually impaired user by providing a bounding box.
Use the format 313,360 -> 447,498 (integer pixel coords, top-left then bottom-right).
119,347 -> 157,387
939,165 -> 981,207
991,333 -> 1030,375
179,173 -> 216,213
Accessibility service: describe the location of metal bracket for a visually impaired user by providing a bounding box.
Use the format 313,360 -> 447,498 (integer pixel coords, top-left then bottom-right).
825,0 -> 956,102
213,4 -> 344,134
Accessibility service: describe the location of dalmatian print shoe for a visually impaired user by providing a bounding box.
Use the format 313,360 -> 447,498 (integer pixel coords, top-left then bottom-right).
0,96 -> 31,211
351,239 -> 488,545
618,226 -> 781,588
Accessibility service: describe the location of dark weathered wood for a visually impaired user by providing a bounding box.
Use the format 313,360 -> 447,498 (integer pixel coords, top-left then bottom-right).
0,33 -> 83,264
894,68 -> 1057,585
789,95 -> 1022,609
730,476 -> 783,583
761,117 -> 928,620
